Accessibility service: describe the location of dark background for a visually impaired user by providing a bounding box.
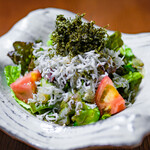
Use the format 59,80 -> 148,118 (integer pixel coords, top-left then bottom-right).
0,0 -> 150,149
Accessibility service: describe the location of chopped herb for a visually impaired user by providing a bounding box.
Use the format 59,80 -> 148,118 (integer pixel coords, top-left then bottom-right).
51,14 -> 107,57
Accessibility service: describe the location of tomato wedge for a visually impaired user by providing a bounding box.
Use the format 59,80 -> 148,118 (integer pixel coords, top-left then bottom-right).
95,76 -> 126,115
10,70 -> 41,103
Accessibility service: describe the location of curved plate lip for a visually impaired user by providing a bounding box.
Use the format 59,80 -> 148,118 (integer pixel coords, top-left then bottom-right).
0,7 -> 150,150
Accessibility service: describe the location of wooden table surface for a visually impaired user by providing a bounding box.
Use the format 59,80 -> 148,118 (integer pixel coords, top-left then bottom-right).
0,0 -> 150,149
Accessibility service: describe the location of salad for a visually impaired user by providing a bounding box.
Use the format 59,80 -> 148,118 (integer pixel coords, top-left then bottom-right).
4,14 -> 144,126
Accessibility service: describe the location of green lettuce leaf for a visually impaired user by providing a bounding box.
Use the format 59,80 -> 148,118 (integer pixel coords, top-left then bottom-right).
123,71 -> 143,83
129,57 -> 144,73
123,64 -> 137,73
30,103 -> 54,114
119,45 -> 144,73
101,113 -> 111,120
4,65 -> 21,86
4,65 -> 30,110
72,105 -> 100,126
56,107 -> 72,126
119,45 -> 134,58
106,31 -> 123,51
119,71 -> 143,103
47,34 -> 53,46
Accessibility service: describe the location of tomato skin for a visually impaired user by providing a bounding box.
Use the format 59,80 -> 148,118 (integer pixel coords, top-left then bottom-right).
10,70 -> 41,103
95,76 -> 126,115
95,76 -> 113,103
110,95 -> 126,114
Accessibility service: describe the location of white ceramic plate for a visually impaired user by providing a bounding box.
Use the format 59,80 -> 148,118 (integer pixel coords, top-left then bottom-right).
0,8 -> 150,150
